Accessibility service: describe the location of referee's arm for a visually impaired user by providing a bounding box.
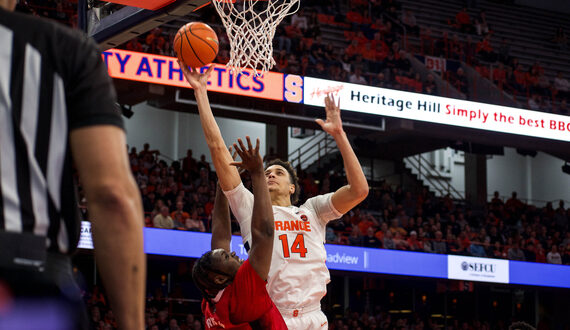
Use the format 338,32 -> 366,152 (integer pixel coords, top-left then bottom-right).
71,125 -> 145,330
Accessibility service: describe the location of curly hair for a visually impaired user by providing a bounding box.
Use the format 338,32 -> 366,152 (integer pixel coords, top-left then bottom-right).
192,251 -> 231,307
266,159 -> 300,205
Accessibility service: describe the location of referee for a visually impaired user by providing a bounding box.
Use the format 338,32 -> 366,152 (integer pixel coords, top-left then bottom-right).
0,1 -> 145,329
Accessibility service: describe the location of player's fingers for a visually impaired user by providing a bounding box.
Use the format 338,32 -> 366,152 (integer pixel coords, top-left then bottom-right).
315,118 -> 325,128
229,162 -> 243,168
336,96 -> 341,109
205,65 -> 215,76
254,138 -> 260,153
237,138 -> 247,154
246,136 -> 253,151
233,143 -> 245,158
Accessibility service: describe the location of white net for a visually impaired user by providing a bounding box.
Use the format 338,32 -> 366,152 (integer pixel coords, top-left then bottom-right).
212,0 -> 300,75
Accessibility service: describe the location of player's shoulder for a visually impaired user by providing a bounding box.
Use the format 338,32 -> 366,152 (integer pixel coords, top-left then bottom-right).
1,10 -> 85,44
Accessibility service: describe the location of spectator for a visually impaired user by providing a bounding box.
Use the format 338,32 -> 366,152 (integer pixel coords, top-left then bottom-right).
349,226 -> 364,246
507,242 -> 525,261
554,71 -> 570,100
154,206 -> 175,229
363,227 -> 382,248
474,10 -> 489,36
476,35 -> 496,62
424,73 -> 438,95
184,210 -> 206,232
552,26 -> 568,49
400,9 -> 419,36
407,231 -> 423,251
524,243 -> 537,262
452,67 -> 469,96
291,9 -> 308,31
432,231 -> 447,254
505,191 -> 524,210
469,237 -> 486,257
383,230 -> 395,249
453,8 -> 473,34
546,245 -> 562,264
393,231 -> 408,250
326,227 -> 339,244
349,67 -> 368,85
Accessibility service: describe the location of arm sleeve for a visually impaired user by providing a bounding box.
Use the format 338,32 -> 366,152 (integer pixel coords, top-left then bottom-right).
303,192 -> 343,225
228,260 -> 273,324
223,183 -> 254,246
63,31 -> 124,130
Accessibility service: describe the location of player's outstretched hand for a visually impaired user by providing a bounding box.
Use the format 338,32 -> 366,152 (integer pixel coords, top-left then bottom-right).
178,60 -> 214,91
229,136 -> 263,174
316,93 -> 344,136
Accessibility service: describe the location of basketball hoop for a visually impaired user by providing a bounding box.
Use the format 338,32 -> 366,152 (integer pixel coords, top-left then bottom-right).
212,0 -> 300,75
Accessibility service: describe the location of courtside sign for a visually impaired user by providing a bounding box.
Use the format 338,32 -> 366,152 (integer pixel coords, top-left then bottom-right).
78,222 -> 570,288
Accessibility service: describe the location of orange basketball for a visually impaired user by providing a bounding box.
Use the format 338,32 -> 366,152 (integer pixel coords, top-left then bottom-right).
174,22 -> 219,68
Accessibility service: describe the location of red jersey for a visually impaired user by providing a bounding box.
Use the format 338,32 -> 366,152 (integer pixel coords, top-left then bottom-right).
202,260 -> 287,329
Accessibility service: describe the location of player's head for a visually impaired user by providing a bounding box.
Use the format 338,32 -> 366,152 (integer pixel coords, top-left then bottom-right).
192,249 -> 242,298
265,159 -> 300,205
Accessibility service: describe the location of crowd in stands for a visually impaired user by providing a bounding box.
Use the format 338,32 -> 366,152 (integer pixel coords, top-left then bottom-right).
109,143 -> 570,267
118,0 -> 569,115
24,0 -> 570,115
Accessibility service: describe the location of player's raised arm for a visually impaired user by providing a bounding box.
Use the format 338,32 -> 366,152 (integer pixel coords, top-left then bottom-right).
211,183 -> 232,252
179,63 -> 241,191
230,137 -> 274,280
316,94 -> 369,215
210,147 -> 240,251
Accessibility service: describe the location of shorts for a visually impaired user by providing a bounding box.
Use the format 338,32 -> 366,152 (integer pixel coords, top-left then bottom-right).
280,305 -> 328,330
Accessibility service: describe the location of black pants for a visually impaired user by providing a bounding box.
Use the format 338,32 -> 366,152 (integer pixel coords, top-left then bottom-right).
0,253 -> 89,330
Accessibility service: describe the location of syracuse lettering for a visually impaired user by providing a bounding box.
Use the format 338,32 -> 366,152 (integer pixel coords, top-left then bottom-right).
275,220 -> 311,232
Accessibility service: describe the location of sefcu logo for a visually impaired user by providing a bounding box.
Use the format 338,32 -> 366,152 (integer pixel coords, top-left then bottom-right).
460,261 -> 496,273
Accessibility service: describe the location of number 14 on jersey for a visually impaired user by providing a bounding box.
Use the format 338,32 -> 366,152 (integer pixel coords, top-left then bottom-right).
278,234 -> 307,258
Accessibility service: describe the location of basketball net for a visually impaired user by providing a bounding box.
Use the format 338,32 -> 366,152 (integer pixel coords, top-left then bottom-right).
212,0 -> 300,75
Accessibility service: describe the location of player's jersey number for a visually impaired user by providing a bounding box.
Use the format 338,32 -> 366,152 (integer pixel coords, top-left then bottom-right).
278,234 -> 307,258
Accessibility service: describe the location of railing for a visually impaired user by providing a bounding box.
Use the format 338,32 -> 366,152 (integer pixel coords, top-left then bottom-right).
404,154 -> 464,199
288,131 -> 339,170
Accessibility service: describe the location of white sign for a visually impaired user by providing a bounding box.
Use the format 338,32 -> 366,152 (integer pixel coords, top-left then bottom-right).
424,56 -> 446,72
448,255 -> 509,284
303,77 -> 570,142
78,221 -> 94,250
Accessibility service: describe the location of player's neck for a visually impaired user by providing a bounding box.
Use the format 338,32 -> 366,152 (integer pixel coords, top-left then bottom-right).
270,193 -> 292,207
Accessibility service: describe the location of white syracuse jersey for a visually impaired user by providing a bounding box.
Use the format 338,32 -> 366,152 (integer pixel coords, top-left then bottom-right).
224,183 -> 342,310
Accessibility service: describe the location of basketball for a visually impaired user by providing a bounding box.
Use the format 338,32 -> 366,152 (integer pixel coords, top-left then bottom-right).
174,22 -> 219,68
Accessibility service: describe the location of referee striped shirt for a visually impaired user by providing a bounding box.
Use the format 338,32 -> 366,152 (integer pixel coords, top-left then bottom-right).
0,8 -> 123,254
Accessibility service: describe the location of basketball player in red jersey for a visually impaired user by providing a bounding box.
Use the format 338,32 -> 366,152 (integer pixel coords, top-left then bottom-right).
192,138 -> 287,329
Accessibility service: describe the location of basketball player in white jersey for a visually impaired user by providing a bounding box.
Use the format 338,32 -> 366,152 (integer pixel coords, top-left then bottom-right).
180,64 -> 369,329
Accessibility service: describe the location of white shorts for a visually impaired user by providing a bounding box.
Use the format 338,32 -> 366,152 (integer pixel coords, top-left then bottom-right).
279,305 -> 328,330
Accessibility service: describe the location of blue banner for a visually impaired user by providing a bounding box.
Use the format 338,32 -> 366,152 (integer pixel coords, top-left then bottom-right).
79,225 -> 570,289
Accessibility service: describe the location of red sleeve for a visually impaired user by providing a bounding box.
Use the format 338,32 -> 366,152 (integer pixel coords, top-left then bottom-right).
227,260 -> 274,324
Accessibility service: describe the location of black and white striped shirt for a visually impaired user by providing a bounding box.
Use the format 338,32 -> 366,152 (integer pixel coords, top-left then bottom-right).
0,8 -> 123,254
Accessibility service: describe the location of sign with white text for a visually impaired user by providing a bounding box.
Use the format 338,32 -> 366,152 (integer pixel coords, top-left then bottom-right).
424,55 -> 447,72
